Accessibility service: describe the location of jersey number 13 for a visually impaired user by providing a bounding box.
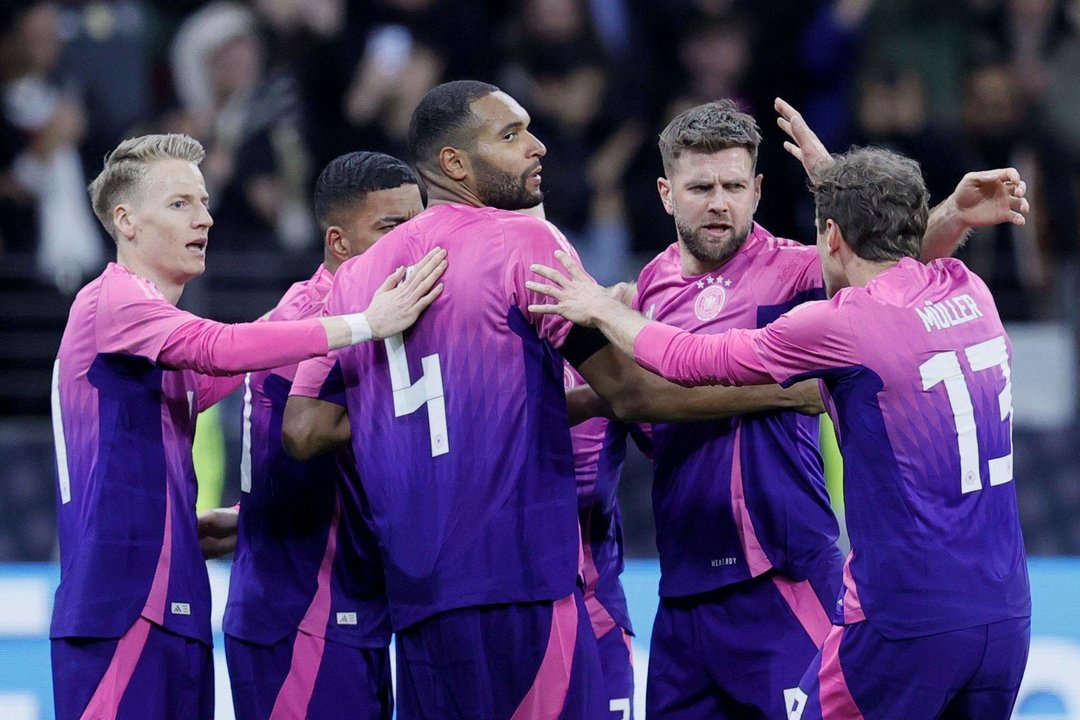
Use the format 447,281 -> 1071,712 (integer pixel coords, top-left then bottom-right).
920,335 -> 1012,494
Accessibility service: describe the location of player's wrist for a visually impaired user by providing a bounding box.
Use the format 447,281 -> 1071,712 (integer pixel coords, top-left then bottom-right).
342,313 -> 373,344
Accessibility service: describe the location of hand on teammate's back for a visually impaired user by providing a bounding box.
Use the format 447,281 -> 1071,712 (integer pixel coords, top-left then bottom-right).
528,250 -> 618,328
365,247 -> 448,339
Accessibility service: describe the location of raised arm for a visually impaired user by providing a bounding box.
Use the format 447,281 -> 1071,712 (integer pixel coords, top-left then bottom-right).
774,97 -> 1029,261
919,168 -> 1029,261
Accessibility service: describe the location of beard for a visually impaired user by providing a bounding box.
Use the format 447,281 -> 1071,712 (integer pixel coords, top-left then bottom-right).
675,212 -> 753,268
473,157 -> 543,211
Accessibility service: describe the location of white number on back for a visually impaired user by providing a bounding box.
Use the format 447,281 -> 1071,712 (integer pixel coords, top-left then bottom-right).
919,336 -> 1012,494
385,332 -> 449,457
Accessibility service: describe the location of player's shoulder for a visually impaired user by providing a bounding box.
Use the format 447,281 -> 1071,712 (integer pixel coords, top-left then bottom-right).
744,223 -> 816,261
97,262 -> 168,303
492,208 -> 567,241
491,210 -> 577,260
636,242 -> 681,289
269,266 -> 331,322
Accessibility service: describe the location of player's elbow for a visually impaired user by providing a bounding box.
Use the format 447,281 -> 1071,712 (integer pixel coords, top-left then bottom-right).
606,385 -> 653,422
281,425 -> 317,461
281,405 -> 318,460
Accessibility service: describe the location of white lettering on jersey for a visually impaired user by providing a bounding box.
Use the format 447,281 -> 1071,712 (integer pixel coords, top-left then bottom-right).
915,294 -> 984,333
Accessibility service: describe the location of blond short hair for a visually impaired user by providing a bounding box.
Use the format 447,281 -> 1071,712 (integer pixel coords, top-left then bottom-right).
88,134 -> 205,241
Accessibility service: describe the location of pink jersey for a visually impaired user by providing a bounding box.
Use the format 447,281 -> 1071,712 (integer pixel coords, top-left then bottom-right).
635,257 -> 1030,638
564,365 -> 641,636
632,225 -> 838,598
51,262 -> 334,643
225,265 -> 390,649
292,203 -> 586,630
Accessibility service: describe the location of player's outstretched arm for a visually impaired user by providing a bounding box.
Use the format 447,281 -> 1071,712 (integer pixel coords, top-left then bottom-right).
321,247 -> 447,348
920,168 -> 1029,261
159,248 -> 446,375
532,252 -> 824,421
573,344 -> 823,422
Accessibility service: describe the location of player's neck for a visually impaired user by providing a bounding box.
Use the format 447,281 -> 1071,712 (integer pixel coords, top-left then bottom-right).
847,257 -> 899,288
116,254 -> 185,305
425,177 -> 485,208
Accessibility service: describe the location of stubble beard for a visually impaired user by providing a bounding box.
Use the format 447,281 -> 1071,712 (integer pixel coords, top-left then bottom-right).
474,157 -> 543,211
675,213 -> 753,270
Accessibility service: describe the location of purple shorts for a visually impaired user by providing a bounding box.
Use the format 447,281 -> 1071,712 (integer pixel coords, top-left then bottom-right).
789,616 -> 1030,720
52,616 -> 213,720
394,591 -> 607,720
647,562 -> 841,719
225,630 -> 391,720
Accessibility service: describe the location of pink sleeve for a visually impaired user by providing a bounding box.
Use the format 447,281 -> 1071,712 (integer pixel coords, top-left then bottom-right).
158,317 -> 330,376
505,217 -> 587,349
290,355 -> 339,400
634,298 -> 855,387
633,322 -> 777,387
196,373 -> 245,410
97,268 -> 332,375
96,273 -> 202,360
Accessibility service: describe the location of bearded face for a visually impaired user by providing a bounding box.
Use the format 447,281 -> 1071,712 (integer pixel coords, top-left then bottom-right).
473,154 -> 544,211
661,146 -> 761,273
674,208 -> 753,267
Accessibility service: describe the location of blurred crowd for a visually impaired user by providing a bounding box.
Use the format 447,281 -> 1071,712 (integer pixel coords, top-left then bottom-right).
2,0 -> 1080,561
2,0 -> 1079,313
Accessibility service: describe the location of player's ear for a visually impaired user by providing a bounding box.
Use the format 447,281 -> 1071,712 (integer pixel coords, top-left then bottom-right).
826,219 -> 844,256
113,203 -> 136,241
440,146 -> 468,182
326,226 -> 349,263
657,177 -> 674,216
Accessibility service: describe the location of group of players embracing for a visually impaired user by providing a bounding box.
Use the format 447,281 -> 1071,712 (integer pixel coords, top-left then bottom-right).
50,78 -> 1031,720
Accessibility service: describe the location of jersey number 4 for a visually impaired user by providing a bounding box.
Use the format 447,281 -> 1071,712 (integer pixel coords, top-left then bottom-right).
920,335 -> 1012,494
385,332 -> 449,457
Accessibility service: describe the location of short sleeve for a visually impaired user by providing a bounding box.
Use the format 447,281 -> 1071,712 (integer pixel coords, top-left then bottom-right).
291,355 -> 346,406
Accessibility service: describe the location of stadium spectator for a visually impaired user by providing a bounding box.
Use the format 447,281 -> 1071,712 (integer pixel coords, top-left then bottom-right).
0,0 -> 103,291
169,1 -> 316,252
